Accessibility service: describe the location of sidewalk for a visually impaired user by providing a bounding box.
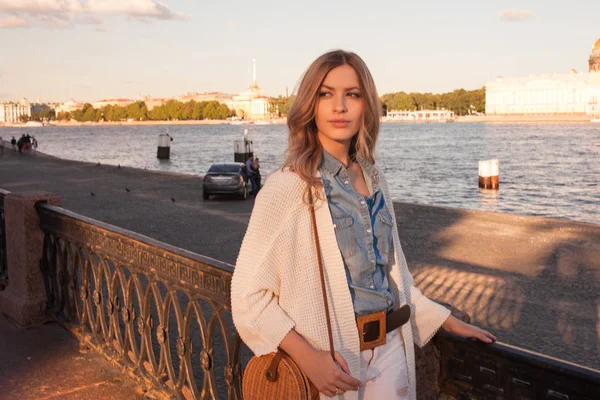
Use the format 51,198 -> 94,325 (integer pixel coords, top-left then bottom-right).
0,313 -> 148,399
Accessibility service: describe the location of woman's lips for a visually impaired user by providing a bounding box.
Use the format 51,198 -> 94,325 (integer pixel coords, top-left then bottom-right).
329,120 -> 350,128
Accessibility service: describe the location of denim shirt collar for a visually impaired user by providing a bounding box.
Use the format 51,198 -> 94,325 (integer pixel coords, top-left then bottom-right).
320,149 -> 380,193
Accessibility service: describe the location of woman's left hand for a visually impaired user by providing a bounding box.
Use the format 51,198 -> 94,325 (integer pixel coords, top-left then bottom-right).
442,315 -> 497,343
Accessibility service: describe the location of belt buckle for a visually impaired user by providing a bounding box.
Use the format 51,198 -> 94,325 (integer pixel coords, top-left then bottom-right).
357,310 -> 386,351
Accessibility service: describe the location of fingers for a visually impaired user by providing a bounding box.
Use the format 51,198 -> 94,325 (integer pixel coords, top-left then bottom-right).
475,328 -> 496,343
334,351 -> 350,374
481,329 -> 497,343
333,352 -> 361,389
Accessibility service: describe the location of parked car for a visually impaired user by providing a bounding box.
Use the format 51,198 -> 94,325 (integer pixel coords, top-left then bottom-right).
202,163 -> 251,200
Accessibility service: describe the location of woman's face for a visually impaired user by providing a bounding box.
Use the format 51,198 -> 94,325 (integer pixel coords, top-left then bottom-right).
315,64 -> 364,148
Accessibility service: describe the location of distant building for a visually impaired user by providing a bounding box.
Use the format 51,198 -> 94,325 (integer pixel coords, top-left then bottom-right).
55,100 -> 84,115
0,98 -> 31,123
589,38 -> 600,72
224,59 -> 271,120
175,92 -> 232,103
138,97 -> 168,111
91,98 -> 134,109
385,109 -> 455,122
486,38 -> 600,116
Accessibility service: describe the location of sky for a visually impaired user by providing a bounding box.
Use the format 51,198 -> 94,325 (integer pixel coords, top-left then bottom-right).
0,0 -> 599,102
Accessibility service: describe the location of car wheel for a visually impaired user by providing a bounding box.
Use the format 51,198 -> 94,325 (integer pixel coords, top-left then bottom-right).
203,192 -> 209,200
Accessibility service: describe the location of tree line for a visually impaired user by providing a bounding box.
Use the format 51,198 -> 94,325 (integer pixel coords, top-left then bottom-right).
55,100 -> 235,122
381,88 -> 485,116
20,87 -> 486,123
268,88 -> 485,117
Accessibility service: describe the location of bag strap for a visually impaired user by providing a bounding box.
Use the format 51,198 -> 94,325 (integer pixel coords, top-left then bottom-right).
308,190 -> 336,360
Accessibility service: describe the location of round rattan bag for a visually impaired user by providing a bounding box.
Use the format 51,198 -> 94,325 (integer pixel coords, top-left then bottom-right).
242,350 -> 319,400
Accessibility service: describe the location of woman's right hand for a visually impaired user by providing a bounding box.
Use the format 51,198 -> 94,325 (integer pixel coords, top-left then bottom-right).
299,350 -> 361,397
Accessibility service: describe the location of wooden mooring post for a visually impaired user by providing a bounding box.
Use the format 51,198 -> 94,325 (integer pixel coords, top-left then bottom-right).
478,159 -> 499,189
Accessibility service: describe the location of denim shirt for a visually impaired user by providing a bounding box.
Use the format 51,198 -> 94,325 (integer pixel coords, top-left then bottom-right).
320,150 -> 395,317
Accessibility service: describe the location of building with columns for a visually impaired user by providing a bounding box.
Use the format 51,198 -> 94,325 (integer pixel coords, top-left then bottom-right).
486,38 -> 600,116
589,38 -> 600,72
0,98 -> 32,123
224,59 -> 271,120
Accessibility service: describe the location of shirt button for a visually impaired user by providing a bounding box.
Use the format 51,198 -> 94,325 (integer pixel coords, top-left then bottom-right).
360,200 -> 366,205
333,224 -> 337,229
367,229 -> 372,233
344,180 -> 349,185
371,260 -> 375,264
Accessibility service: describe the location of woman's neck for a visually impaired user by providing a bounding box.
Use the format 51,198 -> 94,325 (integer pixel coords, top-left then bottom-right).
318,134 -> 352,167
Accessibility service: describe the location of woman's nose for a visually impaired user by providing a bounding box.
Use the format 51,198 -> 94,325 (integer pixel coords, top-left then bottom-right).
334,95 -> 347,113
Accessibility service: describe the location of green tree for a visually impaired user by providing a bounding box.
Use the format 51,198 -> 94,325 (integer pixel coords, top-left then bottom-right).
40,108 -> 55,121
57,111 -> 72,121
387,92 -> 415,111
268,95 -> 295,117
202,102 -> 218,119
216,103 -> 232,119
72,103 -> 99,122
192,101 -> 206,120
181,101 -> 196,120
125,101 -> 148,121
382,88 -> 486,116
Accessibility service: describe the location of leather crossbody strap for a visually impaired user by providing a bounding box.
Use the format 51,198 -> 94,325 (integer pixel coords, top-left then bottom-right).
308,190 -> 336,360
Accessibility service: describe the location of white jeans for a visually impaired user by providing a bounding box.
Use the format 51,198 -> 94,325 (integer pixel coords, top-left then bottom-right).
358,329 -> 410,399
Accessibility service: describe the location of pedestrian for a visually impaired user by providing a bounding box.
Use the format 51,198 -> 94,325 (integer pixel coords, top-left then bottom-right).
0,136 -> 4,156
251,156 -> 261,193
245,154 -> 258,196
32,136 -> 38,153
231,50 -> 495,400
17,135 -> 24,154
11,136 -> 17,152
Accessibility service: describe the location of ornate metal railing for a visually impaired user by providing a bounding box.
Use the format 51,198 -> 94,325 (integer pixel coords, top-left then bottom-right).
36,201 -> 600,400
436,330 -> 600,399
0,189 -> 9,290
37,203 -> 247,399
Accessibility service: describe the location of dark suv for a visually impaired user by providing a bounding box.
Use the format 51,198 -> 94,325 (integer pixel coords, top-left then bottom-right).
202,163 -> 251,200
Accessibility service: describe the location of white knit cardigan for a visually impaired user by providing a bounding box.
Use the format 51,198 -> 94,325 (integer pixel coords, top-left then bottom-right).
231,168 -> 451,400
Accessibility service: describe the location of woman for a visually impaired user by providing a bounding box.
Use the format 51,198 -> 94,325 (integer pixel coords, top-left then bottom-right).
232,50 -> 495,399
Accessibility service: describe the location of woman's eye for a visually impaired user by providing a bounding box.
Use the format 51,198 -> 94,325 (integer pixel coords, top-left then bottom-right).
347,92 -> 361,98
319,92 -> 332,98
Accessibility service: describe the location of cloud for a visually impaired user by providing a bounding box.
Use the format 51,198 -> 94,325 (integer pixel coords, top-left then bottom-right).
0,0 -> 186,29
499,9 -> 533,22
84,0 -> 186,20
78,15 -> 103,25
0,15 -> 30,29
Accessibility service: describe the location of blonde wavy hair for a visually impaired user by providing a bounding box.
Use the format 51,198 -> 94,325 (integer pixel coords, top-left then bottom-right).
283,50 -> 381,203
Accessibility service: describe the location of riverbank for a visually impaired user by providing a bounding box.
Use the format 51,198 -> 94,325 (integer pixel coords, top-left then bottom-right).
0,118 -> 288,128
455,114 -> 595,123
1,147 -> 598,370
2,114 -> 598,128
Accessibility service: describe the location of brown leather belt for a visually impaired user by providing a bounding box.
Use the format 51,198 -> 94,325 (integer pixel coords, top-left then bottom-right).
356,304 -> 411,351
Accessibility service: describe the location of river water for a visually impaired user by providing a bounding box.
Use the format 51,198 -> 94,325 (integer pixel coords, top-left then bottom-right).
2,122 -> 599,224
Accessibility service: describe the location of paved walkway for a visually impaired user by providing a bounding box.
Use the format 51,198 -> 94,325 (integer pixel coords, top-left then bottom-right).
0,146 -> 598,376
0,313 -> 147,399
